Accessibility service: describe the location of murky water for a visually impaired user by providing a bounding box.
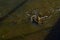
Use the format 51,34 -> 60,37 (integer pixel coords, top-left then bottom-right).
45,18 -> 60,40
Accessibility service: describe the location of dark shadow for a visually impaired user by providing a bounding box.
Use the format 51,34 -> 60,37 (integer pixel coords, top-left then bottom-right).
44,17 -> 60,40
32,19 -> 38,24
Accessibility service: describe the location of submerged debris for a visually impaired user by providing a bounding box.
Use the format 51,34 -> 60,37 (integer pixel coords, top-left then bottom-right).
25,9 -> 49,25
56,8 -> 60,11
31,15 -> 38,24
